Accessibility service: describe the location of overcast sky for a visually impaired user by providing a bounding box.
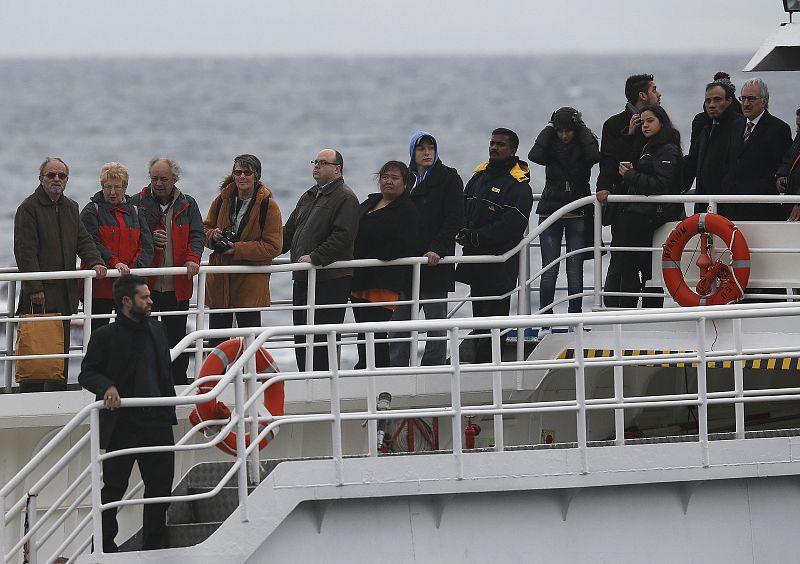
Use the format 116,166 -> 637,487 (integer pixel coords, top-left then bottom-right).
0,0 -> 789,57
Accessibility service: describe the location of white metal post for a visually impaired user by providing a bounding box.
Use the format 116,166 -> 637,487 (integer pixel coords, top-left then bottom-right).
733,318 -> 745,439
89,409 -> 103,556
409,263 -> 421,370
5,280 -> 15,391
575,323 -> 588,474
194,270 -> 207,377
517,235 -> 530,361
27,494 -> 38,564
491,328 -> 504,452
696,318 -> 710,467
82,274 -> 93,353
244,334 -> 261,485
328,331 -> 343,485
593,200 -> 603,310
305,269 -> 317,373
613,324 -> 625,446
0,492 -> 5,560
366,332 -> 378,457
449,329 -> 463,479
233,360 -> 249,522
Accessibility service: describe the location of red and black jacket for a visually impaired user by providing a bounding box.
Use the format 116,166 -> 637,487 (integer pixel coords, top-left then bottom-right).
80,192 -> 154,299
130,185 -> 205,301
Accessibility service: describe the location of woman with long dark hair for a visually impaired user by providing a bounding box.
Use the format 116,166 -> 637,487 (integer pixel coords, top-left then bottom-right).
350,161 -> 419,368
603,104 -> 685,308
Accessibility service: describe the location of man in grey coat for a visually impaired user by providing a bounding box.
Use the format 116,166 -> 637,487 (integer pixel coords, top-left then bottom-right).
283,148 -> 359,372
14,157 -> 107,391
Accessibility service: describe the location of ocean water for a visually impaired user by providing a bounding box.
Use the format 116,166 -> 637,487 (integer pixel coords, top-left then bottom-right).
0,54 -> 796,346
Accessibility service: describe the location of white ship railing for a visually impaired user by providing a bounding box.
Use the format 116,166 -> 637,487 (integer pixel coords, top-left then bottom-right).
3,193 -> 800,392
4,299 -> 800,562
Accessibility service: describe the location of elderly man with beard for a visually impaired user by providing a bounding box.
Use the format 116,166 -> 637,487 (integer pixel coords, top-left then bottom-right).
79,274 -> 176,553
14,157 -> 106,391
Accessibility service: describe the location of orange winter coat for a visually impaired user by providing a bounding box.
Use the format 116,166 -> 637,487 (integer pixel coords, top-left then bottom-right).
203,179 -> 282,309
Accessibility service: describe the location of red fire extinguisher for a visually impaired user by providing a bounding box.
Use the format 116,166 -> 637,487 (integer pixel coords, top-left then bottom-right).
465,416 -> 481,449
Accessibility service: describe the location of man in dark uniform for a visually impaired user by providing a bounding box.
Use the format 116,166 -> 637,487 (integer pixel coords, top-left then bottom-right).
456,128 -> 533,363
79,275 -> 176,552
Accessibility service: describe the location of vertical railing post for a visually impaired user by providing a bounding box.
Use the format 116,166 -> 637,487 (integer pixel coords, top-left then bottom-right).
613,323 -> 625,446
575,323 -> 588,473
83,273 -> 94,354
27,494 -> 38,564
89,408 -> 103,556
244,334 -> 261,485
194,270 -> 207,377
305,268 -> 317,373
593,199 -> 603,310
328,331 -> 343,485
0,491 -> 6,560
491,328 -> 504,452
517,231 -> 531,362
733,318 -> 745,439
696,318 -> 710,467
4,280 -> 16,391
409,262 -> 421,370
366,332 -> 378,457
449,328 -> 463,479
234,359 -> 249,522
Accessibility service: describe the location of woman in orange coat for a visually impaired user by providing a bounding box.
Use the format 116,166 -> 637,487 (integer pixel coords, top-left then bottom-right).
204,155 -> 282,347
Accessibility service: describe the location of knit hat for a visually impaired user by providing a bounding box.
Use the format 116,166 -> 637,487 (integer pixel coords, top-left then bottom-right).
713,71 -> 736,95
552,107 -> 580,130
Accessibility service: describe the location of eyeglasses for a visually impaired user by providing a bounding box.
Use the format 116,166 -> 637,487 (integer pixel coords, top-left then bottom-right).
739,95 -> 763,103
232,169 -> 254,177
704,96 -> 725,104
43,172 -> 68,180
311,160 -> 340,167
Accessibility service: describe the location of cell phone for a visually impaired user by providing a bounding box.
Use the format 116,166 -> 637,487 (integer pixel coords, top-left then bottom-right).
620,161 -> 632,168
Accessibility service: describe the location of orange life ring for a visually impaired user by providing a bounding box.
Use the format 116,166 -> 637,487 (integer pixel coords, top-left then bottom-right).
189,338 -> 284,456
662,213 -> 750,306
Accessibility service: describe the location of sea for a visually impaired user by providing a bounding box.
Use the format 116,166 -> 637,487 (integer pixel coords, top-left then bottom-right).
0,54 -> 796,372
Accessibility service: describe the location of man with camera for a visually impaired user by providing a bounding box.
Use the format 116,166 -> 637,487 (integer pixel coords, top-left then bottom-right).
130,157 -> 204,385
283,148 -> 360,372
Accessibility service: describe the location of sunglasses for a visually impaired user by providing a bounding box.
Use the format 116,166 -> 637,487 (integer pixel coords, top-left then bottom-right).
43,172 -> 68,180
232,169 -> 254,177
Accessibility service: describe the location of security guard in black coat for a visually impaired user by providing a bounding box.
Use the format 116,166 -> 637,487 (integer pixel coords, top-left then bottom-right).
456,128 -> 533,363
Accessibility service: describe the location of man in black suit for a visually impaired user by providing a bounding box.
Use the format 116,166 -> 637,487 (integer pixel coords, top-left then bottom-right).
79,275 -> 176,552
720,78 -> 792,221
683,79 -> 744,213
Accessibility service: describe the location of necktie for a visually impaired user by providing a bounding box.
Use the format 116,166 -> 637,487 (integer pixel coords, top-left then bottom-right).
743,121 -> 754,143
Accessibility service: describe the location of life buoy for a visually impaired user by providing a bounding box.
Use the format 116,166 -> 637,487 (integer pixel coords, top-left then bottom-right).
662,213 -> 750,306
189,338 -> 284,456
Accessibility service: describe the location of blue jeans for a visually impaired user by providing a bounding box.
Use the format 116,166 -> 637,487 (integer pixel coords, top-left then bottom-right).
388,290 -> 448,366
539,215 -> 585,315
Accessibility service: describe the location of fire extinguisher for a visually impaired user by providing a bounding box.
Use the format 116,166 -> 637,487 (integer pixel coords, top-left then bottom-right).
465,416 -> 481,449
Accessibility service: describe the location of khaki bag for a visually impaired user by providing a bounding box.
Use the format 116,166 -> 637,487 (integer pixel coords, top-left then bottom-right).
15,307 -> 65,383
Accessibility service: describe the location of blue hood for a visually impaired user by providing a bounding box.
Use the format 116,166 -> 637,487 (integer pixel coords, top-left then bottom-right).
409,130 -> 439,187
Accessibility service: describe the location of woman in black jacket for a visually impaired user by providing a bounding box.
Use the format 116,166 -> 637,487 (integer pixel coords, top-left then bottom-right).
604,104 -> 684,308
351,161 -> 420,368
529,107 -> 600,326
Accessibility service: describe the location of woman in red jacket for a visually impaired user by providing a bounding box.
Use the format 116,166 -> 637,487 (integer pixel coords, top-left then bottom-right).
80,162 -> 154,332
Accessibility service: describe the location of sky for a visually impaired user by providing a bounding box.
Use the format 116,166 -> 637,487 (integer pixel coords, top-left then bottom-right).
0,0 -> 789,57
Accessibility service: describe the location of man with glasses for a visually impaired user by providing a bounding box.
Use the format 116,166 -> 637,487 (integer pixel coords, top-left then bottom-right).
283,149 -> 360,372
14,157 -> 106,391
130,157 -> 204,385
683,76 -> 744,214
720,78 -> 792,221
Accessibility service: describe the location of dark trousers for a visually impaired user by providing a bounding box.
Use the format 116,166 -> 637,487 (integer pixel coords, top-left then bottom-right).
208,310 -> 262,349
293,277 -> 351,372
604,213 -> 657,308
18,319 -> 70,392
470,287 -> 512,364
351,297 -> 393,369
101,423 -> 174,552
151,291 -> 190,385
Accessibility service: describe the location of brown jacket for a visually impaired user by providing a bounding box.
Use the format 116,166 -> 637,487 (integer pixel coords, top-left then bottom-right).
203,179 -> 283,308
14,185 -> 103,315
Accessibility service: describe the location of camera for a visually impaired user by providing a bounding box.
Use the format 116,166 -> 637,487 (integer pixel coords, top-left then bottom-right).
213,228 -> 239,253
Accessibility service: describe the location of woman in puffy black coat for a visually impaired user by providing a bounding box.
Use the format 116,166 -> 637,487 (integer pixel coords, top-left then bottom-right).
604,104 -> 685,308
350,161 -> 420,369
528,107 -> 600,324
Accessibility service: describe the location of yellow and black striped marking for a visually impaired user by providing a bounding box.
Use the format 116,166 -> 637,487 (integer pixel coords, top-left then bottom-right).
557,349 -> 800,370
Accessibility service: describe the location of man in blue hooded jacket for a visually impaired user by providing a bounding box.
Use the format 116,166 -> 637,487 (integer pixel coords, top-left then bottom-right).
456,128 -> 533,363
389,132 -> 464,366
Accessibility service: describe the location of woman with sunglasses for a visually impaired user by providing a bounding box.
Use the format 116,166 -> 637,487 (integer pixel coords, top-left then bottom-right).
79,162 -> 154,332
203,154 -> 283,347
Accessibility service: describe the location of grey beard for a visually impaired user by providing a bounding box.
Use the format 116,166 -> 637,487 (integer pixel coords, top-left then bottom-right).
43,184 -> 64,201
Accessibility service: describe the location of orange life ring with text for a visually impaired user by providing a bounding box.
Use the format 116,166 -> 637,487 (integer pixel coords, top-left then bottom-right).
662,213 -> 750,306
189,338 -> 284,456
